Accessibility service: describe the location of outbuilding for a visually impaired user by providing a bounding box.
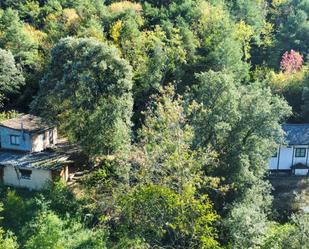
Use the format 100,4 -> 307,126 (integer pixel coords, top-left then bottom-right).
0,114 -> 71,190
269,124 -> 309,176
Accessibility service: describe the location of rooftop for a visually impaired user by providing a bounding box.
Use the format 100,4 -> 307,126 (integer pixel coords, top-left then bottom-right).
0,150 -> 70,170
283,124 -> 309,145
0,114 -> 52,133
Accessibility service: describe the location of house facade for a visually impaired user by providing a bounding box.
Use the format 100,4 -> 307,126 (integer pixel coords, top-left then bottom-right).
0,115 -> 70,190
0,151 -> 69,190
0,114 -> 57,152
269,124 -> 309,176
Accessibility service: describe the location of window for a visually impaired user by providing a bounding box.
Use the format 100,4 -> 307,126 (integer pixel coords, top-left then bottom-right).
272,151 -> 278,158
295,148 -> 307,158
10,135 -> 20,145
19,169 -> 32,180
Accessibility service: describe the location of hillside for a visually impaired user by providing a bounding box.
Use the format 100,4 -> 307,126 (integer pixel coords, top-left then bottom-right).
0,0 -> 309,248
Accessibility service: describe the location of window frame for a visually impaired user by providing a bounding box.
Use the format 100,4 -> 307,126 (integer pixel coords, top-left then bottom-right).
295,147 -> 307,158
272,151 -> 278,158
10,135 -> 20,145
19,169 -> 32,180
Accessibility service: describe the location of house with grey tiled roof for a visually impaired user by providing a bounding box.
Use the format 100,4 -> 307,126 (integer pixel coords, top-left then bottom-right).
269,124 -> 309,176
0,114 -> 71,190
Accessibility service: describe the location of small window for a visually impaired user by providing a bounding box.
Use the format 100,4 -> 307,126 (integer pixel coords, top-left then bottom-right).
19,169 -> 32,180
295,148 -> 307,158
272,151 -> 278,158
10,135 -> 20,145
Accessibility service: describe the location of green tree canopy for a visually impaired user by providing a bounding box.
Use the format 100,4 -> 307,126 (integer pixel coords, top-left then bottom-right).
0,8 -> 39,69
118,184 -> 221,249
24,211 -> 108,249
0,48 -> 24,106
31,37 -> 133,157
186,70 -> 291,193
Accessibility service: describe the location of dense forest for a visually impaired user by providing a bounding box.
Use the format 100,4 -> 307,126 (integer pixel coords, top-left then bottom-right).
0,0 -> 309,248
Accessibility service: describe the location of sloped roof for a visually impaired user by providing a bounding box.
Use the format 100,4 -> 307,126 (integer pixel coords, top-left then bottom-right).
0,150 -> 70,170
0,114 -> 53,133
283,124 -> 309,145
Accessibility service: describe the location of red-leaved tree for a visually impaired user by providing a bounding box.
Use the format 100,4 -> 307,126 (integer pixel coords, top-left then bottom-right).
280,50 -> 303,73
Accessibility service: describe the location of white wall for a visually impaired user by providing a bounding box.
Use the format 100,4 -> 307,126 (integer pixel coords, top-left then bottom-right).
3,165 -> 52,190
278,146 -> 294,170
269,145 -> 309,170
31,133 -> 45,152
31,128 -> 58,152
269,155 -> 279,170
294,169 -> 309,176
0,127 -> 32,151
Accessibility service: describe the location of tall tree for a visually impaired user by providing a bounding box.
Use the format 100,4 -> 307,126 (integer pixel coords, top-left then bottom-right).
132,85 -> 207,191
268,0 -> 309,68
0,49 -> 25,107
0,8 -> 39,69
31,37 -> 133,157
117,85 -> 221,248
186,70 -> 291,194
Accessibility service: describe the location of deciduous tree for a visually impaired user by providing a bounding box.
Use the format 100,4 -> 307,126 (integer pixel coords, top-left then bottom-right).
31,37 -> 133,157
0,49 -> 24,107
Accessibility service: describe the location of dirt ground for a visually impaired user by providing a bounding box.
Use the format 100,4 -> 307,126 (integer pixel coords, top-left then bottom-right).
268,176 -> 309,221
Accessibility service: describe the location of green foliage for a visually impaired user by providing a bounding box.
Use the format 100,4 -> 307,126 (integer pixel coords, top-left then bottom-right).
24,211 -> 64,249
187,70 -> 291,191
268,67 -> 308,121
0,110 -> 21,121
194,1 -> 249,80
115,86 -> 221,248
230,0 -> 269,44
132,85 -> 207,191
41,181 -> 83,218
0,0 -> 306,248
31,37 -> 133,157
262,212 -> 309,249
301,71 -> 309,120
1,190 -> 37,233
0,203 -> 19,249
0,228 -> 18,249
0,49 -> 24,106
111,237 -> 150,249
268,0 -> 309,68
117,184 -> 220,249
225,182 -> 273,248
0,8 -> 39,69
262,223 -> 297,249
24,210 -> 108,249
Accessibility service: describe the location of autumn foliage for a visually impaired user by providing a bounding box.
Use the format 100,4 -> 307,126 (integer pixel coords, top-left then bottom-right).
280,50 -> 304,74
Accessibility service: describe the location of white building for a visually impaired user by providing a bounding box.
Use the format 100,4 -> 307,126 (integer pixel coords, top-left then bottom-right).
0,115 -> 70,190
269,124 -> 309,176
